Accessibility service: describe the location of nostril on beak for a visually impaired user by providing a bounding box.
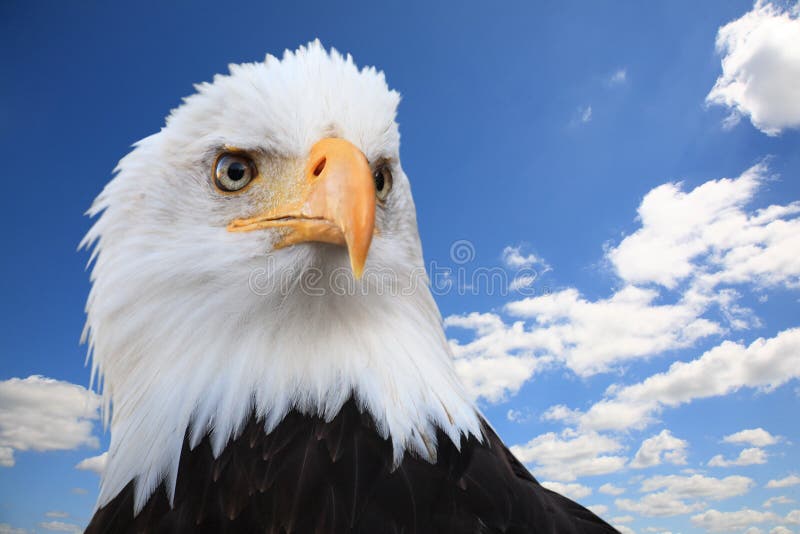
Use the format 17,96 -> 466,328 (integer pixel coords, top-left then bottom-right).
312,157 -> 327,177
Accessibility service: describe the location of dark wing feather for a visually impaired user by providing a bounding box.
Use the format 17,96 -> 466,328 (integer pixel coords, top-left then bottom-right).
86,400 -> 619,533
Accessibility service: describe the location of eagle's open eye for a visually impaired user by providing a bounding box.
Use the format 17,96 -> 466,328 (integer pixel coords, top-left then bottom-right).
373,164 -> 393,202
213,153 -> 257,192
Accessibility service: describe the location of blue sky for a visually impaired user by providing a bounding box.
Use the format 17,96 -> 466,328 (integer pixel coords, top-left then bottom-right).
1,1 -> 799,533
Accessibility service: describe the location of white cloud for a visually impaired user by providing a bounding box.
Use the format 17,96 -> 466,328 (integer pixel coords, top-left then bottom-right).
0,524 -> 28,534
502,246 -> 549,270
608,68 -> 627,86
579,327 -> 800,431
723,428 -> 780,447
613,515 -> 635,524
508,275 -> 537,292
446,311 -> 549,402
618,474 -> 753,518
640,474 -> 754,499
599,483 -> 626,496
764,496 -> 795,508
452,353 -> 542,403
506,409 -> 523,422
708,447 -> 767,467
0,376 -> 101,467
447,164 -> 800,401
510,429 -> 627,482
787,510 -> 800,524
505,286 -> 720,376
706,1 -> 800,135
616,526 -> 636,534
609,164 -> 800,290
770,527 -> 793,534
581,105 -> 593,123
44,512 -> 68,519
0,447 -> 13,467
616,492 -> 705,517
75,451 -> 107,475
541,404 -> 582,424
691,508 -> 780,532
630,430 -> 688,469
767,475 -> 800,488
541,481 -> 593,500
37,522 -> 82,534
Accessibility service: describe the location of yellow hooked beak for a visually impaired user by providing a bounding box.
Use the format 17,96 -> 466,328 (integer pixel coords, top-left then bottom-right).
227,138 -> 376,279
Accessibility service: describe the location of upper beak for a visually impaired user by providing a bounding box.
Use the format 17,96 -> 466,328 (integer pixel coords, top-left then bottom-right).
227,138 -> 376,279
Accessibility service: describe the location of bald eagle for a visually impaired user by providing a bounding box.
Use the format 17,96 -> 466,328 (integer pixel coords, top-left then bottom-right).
82,42 -> 617,533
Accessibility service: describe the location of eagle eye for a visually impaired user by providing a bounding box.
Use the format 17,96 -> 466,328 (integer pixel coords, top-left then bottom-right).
373,164 -> 393,202
213,153 -> 257,192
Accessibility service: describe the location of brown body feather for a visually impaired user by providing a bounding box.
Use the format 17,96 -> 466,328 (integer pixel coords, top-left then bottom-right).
86,399 -> 618,533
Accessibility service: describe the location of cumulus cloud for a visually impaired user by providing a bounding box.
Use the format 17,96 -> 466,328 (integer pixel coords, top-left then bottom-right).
452,352 -> 543,403
447,163 -> 800,399
723,428 -> 780,447
706,1 -> 800,135
640,474 -> 754,499
0,376 -> 101,467
541,404 -> 582,424
708,447 -> 768,467
506,286 -> 720,376
766,475 -> 800,488
541,481 -> 593,500
599,483 -> 626,496
617,474 -> 753,517
0,524 -> 28,534
691,508 -> 781,532
37,522 -> 82,533
609,163 -> 800,290
630,430 -> 689,469
446,312 -> 548,402
578,327 -> 800,431
75,451 -> 107,475
616,492 -> 706,517
509,429 -> 627,482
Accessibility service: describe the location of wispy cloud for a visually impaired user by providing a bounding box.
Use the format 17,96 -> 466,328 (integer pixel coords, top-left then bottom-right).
608,68 -> 627,86
581,105 -> 593,123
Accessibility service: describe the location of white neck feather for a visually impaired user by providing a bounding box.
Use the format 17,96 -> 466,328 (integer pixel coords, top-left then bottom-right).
85,242 -> 481,513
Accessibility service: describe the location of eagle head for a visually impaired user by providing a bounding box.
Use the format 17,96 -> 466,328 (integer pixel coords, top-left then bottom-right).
82,41 -> 480,511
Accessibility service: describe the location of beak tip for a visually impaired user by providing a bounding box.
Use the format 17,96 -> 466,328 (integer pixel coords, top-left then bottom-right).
351,259 -> 365,280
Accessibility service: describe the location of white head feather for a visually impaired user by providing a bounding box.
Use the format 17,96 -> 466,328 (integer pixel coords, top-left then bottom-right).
82,41 -> 481,513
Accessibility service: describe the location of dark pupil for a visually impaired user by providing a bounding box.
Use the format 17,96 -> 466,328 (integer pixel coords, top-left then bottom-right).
373,169 -> 385,191
227,161 -> 247,181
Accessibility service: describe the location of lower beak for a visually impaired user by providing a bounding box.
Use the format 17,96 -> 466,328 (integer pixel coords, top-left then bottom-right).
227,138 -> 376,279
